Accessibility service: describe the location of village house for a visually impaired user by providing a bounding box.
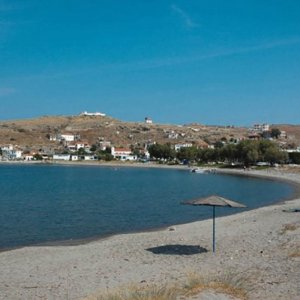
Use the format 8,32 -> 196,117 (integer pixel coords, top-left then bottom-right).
253,123 -> 270,132
145,117 -> 153,124
174,143 -> 193,151
99,141 -> 111,151
49,133 -> 80,143
166,131 -> 179,139
1,145 -> 23,161
67,141 -> 90,152
280,131 -> 287,139
53,154 -> 71,161
111,147 -> 137,161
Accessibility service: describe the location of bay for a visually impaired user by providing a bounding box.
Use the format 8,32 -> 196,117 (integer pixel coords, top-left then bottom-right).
0,164 -> 294,249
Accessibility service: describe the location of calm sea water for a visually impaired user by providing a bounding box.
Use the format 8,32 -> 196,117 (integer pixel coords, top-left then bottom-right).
0,164 -> 294,249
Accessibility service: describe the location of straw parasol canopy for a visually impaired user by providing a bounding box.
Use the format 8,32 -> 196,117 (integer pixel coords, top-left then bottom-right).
182,195 -> 246,253
184,195 -> 246,208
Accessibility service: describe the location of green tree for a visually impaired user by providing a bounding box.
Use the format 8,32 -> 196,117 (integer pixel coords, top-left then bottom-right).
33,153 -> 43,160
236,140 -> 259,166
148,144 -> 175,160
90,144 -> 97,152
197,148 -> 216,163
220,144 -> 238,163
77,148 -> 87,155
214,141 -> 224,149
289,152 -> 300,164
271,128 -> 281,139
176,146 -> 198,162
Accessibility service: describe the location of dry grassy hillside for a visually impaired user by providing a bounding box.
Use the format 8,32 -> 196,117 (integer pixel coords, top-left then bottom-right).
0,115 -> 299,152
274,124 -> 300,145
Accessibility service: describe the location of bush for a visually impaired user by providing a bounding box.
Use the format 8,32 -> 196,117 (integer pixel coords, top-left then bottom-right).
289,152 -> 300,164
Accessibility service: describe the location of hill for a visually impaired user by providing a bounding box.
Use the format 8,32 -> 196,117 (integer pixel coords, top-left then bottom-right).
0,115 -> 299,152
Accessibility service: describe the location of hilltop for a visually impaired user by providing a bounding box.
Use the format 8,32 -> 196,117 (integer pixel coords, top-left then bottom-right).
0,114 -> 299,152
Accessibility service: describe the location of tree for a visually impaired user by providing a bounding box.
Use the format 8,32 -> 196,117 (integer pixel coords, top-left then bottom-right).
148,144 -> 176,160
197,148 -> 216,163
176,146 -> 198,162
33,153 -> 43,160
214,141 -> 224,149
257,140 -> 287,164
97,150 -> 113,161
236,140 -> 259,166
77,148 -> 87,155
289,152 -> 300,164
90,144 -> 97,152
220,144 -> 237,163
271,128 -> 281,139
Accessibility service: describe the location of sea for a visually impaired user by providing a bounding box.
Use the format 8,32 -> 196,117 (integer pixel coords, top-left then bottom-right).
0,164 -> 294,249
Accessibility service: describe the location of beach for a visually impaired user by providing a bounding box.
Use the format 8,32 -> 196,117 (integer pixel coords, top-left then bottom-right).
0,168 -> 299,299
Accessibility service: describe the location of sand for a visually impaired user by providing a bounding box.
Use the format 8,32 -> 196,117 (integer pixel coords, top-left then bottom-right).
0,168 -> 299,299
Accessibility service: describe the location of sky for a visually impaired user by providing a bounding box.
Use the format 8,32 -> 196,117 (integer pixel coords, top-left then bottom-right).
0,0 -> 300,125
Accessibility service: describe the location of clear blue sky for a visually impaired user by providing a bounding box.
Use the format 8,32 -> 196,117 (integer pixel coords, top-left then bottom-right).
1,0 -> 300,125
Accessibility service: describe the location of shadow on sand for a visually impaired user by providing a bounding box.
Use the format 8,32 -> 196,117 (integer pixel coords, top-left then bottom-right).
146,244 -> 208,255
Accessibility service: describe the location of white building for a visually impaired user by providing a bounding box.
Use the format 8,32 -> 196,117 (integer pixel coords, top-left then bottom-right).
166,131 -> 179,139
99,141 -> 111,151
49,133 -> 80,142
280,131 -> 287,138
111,147 -> 137,161
1,145 -> 22,160
253,124 -> 270,132
83,155 -> 96,160
53,154 -> 70,161
23,154 -> 34,161
145,117 -> 153,124
80,111 -> 106,117
60,133 -> 77,142
67,141 -> 90,152
174,143 -> 193,151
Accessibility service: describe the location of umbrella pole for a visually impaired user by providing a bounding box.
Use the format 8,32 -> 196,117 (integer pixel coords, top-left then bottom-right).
213,205 -> 216,253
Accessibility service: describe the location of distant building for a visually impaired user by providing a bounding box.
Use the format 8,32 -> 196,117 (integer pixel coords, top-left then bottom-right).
145,117 -> 153,124
80,111 -> 106,117
59,133 -> 78,142
253,123 -> 270,132
49,133 -> 81,143
67,141 -> 90,152
99,141 -> 111,151
111,147 -> 137,161
53,154 -> 70,161
174,143 -> 193,151
165,130 -> 179,139
280,131 -> 287,139
1,145 -> 22,160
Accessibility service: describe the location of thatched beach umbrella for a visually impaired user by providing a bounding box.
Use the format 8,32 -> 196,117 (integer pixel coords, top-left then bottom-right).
182,195 -> 246,253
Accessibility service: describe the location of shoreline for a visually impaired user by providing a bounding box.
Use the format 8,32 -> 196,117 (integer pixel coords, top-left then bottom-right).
0,167 -> 300,299
0,163 -> 300,252
0,164 -> 299,253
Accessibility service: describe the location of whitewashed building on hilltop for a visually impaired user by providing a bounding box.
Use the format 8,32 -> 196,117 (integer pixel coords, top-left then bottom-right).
80,111 -> 106,117
145,117 -> 153,124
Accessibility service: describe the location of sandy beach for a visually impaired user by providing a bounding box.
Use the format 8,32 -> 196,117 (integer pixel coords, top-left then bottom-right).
0,168 -> 299,299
